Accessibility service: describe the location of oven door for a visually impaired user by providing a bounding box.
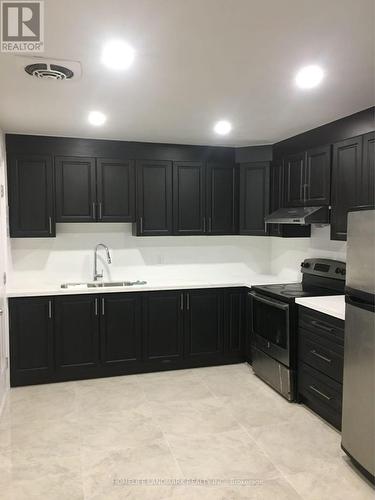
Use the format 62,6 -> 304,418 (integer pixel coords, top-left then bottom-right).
249,291 -> 290,367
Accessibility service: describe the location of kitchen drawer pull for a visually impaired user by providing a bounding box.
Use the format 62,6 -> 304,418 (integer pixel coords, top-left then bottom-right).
310,320 -> 334,333
310,349 -> 332,363
308,384 -> 332,401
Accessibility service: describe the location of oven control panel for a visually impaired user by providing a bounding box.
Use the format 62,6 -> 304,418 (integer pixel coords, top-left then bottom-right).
300,258 -> 346,280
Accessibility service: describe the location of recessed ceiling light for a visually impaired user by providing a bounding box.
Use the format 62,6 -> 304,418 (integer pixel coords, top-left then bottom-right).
88,110 -> 106,126
101,40 -> 135,70
295,65 -> 324,89
214,120 -> 232,135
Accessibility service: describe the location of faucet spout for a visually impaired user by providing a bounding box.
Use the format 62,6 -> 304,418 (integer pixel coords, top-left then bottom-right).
94,243 -> 112,281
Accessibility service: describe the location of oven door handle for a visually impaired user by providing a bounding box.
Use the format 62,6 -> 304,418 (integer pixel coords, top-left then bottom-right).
248,291 -> 290,311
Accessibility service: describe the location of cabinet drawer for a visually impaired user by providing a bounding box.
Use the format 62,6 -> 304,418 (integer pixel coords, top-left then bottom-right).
299,329 -> 343,383
299,307 -> 344,345
298,362 -> 342,429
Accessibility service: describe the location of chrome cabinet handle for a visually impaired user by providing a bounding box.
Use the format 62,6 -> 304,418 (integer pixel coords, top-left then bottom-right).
48,300 -> 52,319
209,217 -> 212,233
92,202 -> 96,219
186,293 -> 190,310
310,349 -> 332,364
311,320 -> 334,333
99,202 -> 102,220
203,218 -> 206,233
308,385 -> 332,401
139,217 -> 143,234
180,293 -> 184,311
101,298 -> 105,315
48,216 -> 52,235
94,298 -> 98,316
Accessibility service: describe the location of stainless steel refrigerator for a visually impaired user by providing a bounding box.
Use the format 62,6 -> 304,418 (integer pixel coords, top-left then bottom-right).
342,207 -> 375,482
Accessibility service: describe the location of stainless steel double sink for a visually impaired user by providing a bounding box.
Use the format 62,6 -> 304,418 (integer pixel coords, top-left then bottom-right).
61,280 -> 147,289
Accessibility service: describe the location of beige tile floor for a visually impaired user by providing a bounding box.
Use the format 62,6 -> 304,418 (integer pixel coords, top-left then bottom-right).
0,363 -> 373,499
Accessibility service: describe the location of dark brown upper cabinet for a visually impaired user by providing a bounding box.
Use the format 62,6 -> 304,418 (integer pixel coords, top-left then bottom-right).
173,161 -> 206,235
305,145 -> 331,206
359,131 -> 375,207
284,153 -> 305,207
135,159 -> 173,236
96,159 -> 135,222
284,146 -> 331,207
239,162 -> 270,236
55,156 -> 96,222
331,136 -> 363,241
56,157 -> 135,223
8,155 -> 55,237
206,162 -> 237,234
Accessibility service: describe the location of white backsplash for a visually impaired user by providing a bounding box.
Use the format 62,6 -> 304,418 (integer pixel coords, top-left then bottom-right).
8,222 -> 347,288
270,225 -> 347,281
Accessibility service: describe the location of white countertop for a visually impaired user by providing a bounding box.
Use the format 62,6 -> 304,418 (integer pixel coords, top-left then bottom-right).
295,295 -> 345,321
6,272 -> 296,298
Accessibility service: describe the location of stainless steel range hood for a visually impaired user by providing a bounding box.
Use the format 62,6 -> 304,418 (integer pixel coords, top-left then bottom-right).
265,206 -> 329,225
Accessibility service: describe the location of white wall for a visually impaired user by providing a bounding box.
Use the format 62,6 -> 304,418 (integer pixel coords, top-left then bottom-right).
8,224 -> 272,287
270,225 -> 347,281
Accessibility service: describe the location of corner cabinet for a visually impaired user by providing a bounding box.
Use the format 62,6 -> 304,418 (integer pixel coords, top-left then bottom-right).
8,288 -> 246,386
7,155 -> 55,237
239,162 -> 270,235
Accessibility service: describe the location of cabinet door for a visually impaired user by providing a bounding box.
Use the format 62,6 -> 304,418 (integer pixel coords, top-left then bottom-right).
359,132 -> 375,207
331,136 -> 363,241
136,160 -> 173,235
143,291 -> 184,363
96,159 -> 135,222
173,161 -> 205,235
225,289 -> 245,357
8,155 -> 55,237
239,162 -> 270,235
100,293 -> 142,369
55,156 -> 96,222
284,153 -> 304,207
54,295 -> 100,378
185,289 -> 224,360
206,162 -> 236,234
305,145 -> 331,206
269,162 -> 283,237
9,297 -> 54,386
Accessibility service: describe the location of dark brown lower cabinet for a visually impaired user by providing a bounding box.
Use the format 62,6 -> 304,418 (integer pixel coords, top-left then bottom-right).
297,306 -> 344,430
9,288 -> 246,386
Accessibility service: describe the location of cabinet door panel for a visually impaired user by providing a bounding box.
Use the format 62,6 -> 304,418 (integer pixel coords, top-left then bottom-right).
136,160 -> 173,235
54,295 -> 99,376
239,162 -> 270,235
331,136 -> 363,240
284,153 -> 304,207
206,163 -> 236,234
143,291 -> 184,362
305,145 -> 331,206
97,159 -> 135,222
100,293 -> 142,368
55,156 -> 96,222
9,298 -> 54,386
359,132 -> 375,207
226,290 -> 245,356
173,161 -> 205,235
185,290 -> 224,359
8,155 -> 54,237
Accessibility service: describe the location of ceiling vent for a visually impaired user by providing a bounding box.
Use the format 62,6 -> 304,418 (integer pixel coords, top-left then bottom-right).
20,57 -> 82,81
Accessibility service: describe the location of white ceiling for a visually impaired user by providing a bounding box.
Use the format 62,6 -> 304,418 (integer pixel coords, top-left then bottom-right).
0,0 -> 374,146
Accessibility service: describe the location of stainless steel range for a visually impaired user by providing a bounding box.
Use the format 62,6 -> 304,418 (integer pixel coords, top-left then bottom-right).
249,258 -> 346,401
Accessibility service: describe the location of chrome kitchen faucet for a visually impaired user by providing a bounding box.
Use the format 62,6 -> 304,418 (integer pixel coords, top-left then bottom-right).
94,243 -> 112,281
